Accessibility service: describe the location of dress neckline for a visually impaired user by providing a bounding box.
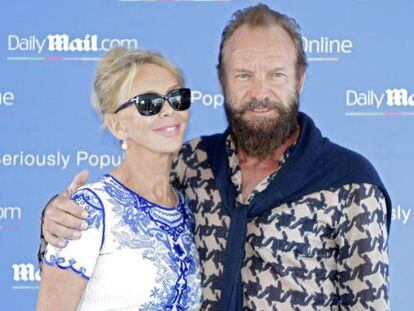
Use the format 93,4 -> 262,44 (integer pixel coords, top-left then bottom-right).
103,173 -> 182,211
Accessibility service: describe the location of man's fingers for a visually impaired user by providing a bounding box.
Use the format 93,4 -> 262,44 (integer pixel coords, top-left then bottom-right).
44,219 -> 82,240
45,206 -> 88,231
53,196 -> 88,220
54,210 -> 88,231
43,230 -> 65,248
63,169 -> 89,198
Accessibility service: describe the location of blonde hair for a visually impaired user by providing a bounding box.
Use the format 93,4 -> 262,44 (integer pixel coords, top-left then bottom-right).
92,47 -> 184,119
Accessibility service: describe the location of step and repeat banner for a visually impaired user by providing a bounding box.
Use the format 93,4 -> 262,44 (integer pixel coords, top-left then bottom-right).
0,0 -> 412,309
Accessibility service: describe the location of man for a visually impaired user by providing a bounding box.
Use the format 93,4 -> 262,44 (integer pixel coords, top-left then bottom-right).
39,4 -> 390,310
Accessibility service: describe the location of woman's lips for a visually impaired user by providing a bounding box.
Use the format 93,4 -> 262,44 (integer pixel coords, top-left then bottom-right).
152,124 -> 181,137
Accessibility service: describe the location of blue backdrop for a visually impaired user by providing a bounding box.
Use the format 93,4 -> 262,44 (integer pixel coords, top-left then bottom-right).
0,0 -> 413,309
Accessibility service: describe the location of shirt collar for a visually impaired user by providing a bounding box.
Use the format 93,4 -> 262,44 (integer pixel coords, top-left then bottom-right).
225,131 -> 298,204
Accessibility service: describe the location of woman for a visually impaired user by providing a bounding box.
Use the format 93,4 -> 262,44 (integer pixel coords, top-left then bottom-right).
37,47 -> 202,310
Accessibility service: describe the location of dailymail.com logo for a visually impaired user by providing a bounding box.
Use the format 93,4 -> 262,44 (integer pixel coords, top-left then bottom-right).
346,88 -> 414,109
12,263 -> 41,282
8,34 -> 138,53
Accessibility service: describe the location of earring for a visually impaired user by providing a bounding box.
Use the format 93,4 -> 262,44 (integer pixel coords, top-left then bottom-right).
121,140 -> 128,150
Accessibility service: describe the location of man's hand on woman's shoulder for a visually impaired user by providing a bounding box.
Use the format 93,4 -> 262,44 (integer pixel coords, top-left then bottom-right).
42,169 -> 90,247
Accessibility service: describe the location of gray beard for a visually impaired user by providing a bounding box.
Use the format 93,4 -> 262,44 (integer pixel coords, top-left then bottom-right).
225,94 -> 299,159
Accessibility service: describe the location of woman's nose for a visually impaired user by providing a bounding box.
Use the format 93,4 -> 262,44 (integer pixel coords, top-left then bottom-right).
159,98 -> 175,117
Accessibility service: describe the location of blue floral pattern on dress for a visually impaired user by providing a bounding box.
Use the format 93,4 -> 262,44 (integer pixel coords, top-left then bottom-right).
43,250 -> 90,280
43,188 -> 105,280
43,175 -> 202,309
103,174 -> 201,310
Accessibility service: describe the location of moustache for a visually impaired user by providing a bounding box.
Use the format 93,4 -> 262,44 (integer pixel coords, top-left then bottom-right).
235,98 -> 283,114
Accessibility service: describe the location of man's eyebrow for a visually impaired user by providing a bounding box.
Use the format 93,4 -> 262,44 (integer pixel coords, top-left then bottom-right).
268,66 -> 288,72
231,68 -> 254,73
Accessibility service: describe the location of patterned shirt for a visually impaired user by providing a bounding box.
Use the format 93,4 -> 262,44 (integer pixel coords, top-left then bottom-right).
42,174 -> 202,310
171,134 -> 389,310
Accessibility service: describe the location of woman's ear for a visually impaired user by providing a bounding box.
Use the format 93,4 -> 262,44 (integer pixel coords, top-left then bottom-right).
104,114 -> 127,140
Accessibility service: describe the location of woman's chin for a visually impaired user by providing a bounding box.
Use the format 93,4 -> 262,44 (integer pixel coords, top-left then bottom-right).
149,140 -> 184,155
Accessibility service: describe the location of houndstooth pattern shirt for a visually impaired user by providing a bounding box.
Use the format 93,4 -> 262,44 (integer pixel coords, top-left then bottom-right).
171,134 -> 389,310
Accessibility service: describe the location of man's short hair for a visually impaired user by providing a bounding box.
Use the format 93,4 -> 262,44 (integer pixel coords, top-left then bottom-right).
217,3 -> 308,84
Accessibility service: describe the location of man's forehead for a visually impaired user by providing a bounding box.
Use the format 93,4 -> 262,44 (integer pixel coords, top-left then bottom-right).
223,24 -> 297,65
228,48 -> 292,66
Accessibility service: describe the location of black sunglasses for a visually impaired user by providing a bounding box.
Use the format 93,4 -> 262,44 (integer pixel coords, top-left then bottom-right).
114,87 -> 192,116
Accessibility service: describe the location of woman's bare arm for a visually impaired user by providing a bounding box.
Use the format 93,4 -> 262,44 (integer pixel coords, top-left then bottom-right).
37,264 -> 87,311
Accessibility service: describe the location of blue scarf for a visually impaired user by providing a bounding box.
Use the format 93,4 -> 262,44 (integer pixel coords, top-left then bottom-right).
201,112 -> 391,310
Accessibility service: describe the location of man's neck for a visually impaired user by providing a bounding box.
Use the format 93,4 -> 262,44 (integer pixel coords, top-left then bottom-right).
237,126 -> 301,202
